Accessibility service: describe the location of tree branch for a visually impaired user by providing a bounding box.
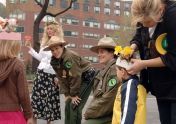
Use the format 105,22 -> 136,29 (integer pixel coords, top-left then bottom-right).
34,0 -> 43,8
46,1 -> 74,17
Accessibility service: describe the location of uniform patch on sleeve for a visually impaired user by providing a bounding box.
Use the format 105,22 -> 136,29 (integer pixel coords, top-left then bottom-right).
64,61 -> 72,69
108,78 -> 117,87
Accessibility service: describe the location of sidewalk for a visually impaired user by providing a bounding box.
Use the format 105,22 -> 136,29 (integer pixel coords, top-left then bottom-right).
36,94 -> 160,124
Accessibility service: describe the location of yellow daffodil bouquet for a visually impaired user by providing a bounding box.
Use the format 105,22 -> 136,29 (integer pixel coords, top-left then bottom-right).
114,45 -> 133,61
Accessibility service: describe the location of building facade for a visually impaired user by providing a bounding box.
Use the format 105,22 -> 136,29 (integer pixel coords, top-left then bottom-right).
6,0 -> 131,69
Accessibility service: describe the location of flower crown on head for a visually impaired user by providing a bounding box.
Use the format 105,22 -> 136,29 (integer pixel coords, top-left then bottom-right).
45,20 -> 60,26
114,45 -> 133,61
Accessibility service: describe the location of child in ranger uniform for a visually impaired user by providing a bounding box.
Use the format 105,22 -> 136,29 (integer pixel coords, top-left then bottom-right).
44,36 -> 95,124
112,46 -> 147,124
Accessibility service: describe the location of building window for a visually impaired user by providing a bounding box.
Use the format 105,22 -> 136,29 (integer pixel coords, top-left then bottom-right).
83,44 -> 93,49
9,10 -> 26,20
67,43 -> 76,48
114,1 -> 120,8
36,0 -> 44,4
83,4 -> 89,12
83,19 -> 100,28
124,3 -> 131,10
60,0 -> 68,8
72,2 -> 79,10
49,0 -> 56,6
92,57 -> 98,63
104,8 -> 110,15
84,56 -> 98,63
124,11 -> 130,16
114,9 -> 120,16
60,15 -> 79,25
9,0 -> 17,3
20,0 -> 27,3
83,32 -> 100,39
104,22 -> 120,30
16,26 -> 24,32
94,6 -> 100,14
104,0 -> 111,5
60,18 -> 79,25
64,31 -> 78,37
95,0 -> 100,4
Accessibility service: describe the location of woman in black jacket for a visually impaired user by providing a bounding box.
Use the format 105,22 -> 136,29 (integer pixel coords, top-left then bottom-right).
129,0 -> 176,124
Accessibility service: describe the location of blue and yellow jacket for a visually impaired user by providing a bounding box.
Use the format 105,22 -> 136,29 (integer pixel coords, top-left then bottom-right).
112,76 -> 147,124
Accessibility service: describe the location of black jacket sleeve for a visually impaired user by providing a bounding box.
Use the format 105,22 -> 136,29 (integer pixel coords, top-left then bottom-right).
130,23 -> 143,50
160,4 -> 176,70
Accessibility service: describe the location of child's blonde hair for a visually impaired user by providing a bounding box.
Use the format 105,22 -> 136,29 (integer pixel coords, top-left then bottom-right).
40,20 -> 64,48
131,0 -> 164,25
0,40 -> 21,59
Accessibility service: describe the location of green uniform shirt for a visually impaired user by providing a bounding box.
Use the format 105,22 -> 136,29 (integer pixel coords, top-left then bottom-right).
51,48 -> 91,97
84,59 -> 120,119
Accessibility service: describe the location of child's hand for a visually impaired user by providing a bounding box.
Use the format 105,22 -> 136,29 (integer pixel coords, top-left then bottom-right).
27,117 -> 34,124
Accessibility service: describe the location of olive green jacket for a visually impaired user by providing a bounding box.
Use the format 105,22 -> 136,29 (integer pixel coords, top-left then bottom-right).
51,48 -> 91,97
84,59 -> 119,119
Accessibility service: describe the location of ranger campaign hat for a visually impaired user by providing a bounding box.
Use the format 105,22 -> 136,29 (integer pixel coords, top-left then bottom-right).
44,36 -> 68,51
155,33 -> 167,55
90,36 -> 117,53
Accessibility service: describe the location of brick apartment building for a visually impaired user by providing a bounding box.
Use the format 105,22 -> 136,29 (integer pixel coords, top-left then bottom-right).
5,0 -> 132,69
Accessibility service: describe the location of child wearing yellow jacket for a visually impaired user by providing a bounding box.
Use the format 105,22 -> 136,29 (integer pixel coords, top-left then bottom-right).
112,46 -> 147,124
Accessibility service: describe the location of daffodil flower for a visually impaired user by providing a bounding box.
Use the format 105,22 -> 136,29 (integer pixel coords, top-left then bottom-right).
123,46 -> 133,57
114,46 -> 122,55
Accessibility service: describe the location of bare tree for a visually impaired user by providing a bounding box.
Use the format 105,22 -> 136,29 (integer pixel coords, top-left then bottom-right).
33,0 -> 76,70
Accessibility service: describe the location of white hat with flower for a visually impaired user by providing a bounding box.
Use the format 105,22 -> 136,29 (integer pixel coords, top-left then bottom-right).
114,46 -> 133,69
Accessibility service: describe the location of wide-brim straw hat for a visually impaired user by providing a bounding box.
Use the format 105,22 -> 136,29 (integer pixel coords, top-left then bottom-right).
155,33 -> 167,55
44,36 -> 68,51
90,37 -> 117,53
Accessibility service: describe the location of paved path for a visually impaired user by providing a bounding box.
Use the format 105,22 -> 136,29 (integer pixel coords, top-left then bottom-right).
37,94 -> 160,124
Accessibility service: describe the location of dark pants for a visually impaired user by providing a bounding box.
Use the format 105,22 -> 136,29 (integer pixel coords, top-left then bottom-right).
157,99 -> 176,124
65,69 -> 95,124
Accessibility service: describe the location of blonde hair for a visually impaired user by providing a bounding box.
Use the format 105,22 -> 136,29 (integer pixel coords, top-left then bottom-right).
0,40 -> 21,59
131,0 -> 164,25
40,20 -> 64,48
